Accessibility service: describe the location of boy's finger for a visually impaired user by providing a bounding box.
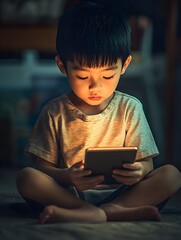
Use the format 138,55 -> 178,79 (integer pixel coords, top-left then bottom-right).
85,175 -> 104,184
123,162 -> 140,170
112,169 -> 139,177
71,161 -> 84,169
73,169 -> 92,177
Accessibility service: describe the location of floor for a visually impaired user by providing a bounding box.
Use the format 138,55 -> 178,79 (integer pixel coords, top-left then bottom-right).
0,167 -> 181,240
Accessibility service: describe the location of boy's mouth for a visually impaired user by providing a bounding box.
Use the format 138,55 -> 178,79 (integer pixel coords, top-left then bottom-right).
88,96 -> 102,101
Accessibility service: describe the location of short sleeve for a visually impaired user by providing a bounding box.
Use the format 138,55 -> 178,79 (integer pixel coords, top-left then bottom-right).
124,100 -> 159,160
25,105 -> 60,165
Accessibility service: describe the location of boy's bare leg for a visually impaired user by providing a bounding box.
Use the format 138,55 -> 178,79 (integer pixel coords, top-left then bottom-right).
17,167 -> 86,208
17,167 -> 160,223
110,165 -> 181,208
17,167 -> 106,222
99,165 -> 181,221
17,165 -> 181,223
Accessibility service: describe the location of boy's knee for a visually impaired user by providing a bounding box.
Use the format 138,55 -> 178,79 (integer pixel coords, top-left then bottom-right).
158,164 -> 181,191
16,167 -> 42,197
159,164 -> 180,179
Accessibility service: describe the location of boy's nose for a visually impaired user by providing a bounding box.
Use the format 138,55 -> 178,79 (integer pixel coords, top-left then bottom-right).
89,79 -> 102,90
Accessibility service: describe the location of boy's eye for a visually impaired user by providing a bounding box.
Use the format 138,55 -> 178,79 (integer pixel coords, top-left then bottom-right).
76,76 -> 88,80
103,74 -> 115,80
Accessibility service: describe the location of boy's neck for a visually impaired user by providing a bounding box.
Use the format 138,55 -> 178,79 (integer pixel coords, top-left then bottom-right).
68,91 -> 114,115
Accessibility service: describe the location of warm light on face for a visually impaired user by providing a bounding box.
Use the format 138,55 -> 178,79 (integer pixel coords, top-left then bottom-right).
66,59 -> 123,106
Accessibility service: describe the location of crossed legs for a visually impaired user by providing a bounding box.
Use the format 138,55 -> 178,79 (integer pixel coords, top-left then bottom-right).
16,165 -> 181,223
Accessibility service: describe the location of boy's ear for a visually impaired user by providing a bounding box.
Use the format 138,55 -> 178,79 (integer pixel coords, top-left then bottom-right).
55,55 -> 67,75
121,55 -> 132,75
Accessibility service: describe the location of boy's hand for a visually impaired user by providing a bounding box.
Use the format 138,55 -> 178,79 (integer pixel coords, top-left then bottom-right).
69,161 -> 104,191
112,161 -> 147,185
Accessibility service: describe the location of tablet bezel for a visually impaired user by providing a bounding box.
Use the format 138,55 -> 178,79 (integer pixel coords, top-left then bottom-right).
84,147 -> 137,184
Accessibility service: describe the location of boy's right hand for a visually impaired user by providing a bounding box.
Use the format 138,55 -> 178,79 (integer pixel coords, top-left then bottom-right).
69,161 -> 104,191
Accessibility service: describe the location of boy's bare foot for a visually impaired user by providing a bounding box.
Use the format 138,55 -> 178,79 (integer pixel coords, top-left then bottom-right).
100,203 -> 161,221
39,204 -> 107,224
39,203 -> 161,224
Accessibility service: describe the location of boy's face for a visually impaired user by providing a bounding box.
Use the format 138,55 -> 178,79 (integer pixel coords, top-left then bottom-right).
57,56 -> 131,109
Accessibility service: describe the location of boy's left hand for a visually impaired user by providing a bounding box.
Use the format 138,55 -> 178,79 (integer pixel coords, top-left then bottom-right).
112,161 -> 147,185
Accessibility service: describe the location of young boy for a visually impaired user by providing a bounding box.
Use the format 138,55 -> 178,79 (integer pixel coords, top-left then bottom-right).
17,1 -> 181,223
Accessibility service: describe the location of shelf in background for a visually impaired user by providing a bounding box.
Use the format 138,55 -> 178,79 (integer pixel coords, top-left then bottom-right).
0,25 -> 57,52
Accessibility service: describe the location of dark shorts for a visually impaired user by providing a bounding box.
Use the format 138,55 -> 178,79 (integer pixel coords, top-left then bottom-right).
24,184 -> 169,216
80,185 -> 169,210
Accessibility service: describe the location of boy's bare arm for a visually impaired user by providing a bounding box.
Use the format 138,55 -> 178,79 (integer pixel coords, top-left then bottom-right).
138,157 -> 154,176
35,158 -> 104,191
35,158 -> 72,187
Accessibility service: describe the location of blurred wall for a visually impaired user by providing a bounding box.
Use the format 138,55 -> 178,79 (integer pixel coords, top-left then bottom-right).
0,0 -> 180,169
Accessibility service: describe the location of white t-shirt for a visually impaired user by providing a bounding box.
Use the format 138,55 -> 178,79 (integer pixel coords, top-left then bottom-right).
25,91 -> 159,168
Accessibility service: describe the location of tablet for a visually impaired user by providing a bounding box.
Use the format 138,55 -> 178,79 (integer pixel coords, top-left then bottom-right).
84,147 -> 137,184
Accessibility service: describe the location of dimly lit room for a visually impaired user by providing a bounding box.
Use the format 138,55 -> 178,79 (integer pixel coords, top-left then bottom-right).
0,0 -> 181,239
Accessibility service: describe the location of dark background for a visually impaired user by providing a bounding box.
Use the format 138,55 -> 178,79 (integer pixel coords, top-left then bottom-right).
0,0 -> 180,170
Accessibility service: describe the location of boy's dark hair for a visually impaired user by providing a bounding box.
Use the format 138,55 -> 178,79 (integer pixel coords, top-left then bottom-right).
56,0 -> 131,67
